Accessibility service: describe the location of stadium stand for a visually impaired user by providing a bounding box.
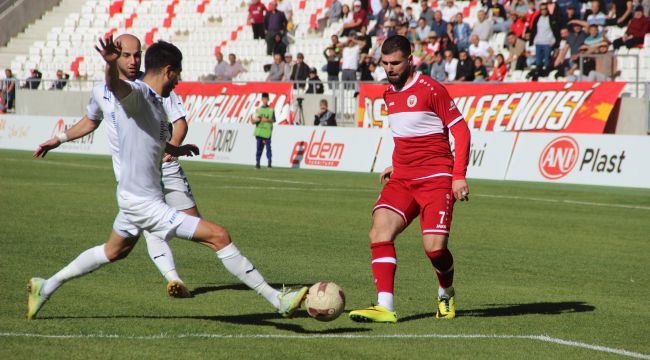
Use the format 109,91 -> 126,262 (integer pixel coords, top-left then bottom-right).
1,0 -> 649,99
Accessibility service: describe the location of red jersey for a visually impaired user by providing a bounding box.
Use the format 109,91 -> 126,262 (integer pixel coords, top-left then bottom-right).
249,2 -> 266,24
384,72 -> 470,180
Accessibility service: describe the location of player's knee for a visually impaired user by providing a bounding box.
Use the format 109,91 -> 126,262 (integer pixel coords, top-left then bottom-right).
105,243 -> 134,262
369,226 -> 395,244
206,223 -> 231,249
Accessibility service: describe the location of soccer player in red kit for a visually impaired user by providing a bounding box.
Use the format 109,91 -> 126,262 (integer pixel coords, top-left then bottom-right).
349,35 -> 471,323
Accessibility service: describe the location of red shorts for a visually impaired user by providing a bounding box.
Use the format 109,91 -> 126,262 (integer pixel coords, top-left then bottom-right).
373,175 -> 455,236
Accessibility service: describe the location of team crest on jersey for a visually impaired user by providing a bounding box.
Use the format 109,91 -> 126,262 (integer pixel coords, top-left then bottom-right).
407,95 -> 417,108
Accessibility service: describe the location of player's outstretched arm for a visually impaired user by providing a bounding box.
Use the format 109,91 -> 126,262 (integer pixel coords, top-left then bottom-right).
33,116 -> 100,158
165,143 -> 199,157
95,35 -> 131,100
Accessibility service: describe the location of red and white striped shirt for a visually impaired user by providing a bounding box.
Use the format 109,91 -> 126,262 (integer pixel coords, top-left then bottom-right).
384,71 -> 470,180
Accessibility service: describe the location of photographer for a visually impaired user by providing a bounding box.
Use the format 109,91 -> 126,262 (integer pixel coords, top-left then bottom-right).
314,99 -> 337,126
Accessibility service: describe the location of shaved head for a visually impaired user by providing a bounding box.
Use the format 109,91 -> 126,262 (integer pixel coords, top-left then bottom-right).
114,34 -> 142,80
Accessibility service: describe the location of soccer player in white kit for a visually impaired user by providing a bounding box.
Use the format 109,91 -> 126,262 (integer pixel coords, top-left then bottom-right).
26,37 -> 308,320
34,34 -> 194,298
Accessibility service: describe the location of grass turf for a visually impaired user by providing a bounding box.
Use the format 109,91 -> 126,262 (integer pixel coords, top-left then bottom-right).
0,149 -> 648,359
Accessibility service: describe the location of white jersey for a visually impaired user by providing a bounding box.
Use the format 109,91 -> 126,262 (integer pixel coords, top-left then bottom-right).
86,81 -> 187,182
113,80 -> 170,202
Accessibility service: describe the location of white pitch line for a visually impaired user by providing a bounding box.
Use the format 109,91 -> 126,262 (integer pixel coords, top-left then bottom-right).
192,172 -> 320,185
474,194 -> 650,211
0,332 -> 647,359
210,185 -> 376,193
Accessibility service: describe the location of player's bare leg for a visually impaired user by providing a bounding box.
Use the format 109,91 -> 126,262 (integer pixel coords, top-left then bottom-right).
349,208 -> 403,323
423,234 -> 456,319
27,231 -> 139,319
188,218 -> 307,317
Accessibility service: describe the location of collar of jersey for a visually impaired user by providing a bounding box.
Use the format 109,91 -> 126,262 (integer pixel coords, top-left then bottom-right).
390,71 -> 421,93
135,79 -> 164,103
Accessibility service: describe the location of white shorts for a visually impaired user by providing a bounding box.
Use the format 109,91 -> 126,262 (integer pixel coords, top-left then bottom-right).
162,161 -> 196,211
113,197 -> 200,242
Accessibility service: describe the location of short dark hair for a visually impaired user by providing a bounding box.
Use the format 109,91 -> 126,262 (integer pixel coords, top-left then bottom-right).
261,92 -> 269,98
320,99 -> 328,106
381,35 -> 412,57
145,40 -> 182,73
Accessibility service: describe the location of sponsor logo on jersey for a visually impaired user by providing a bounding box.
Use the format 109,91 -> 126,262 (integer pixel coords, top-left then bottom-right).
202,125 -> 239,159
290,130 -> 345,167
407,95 -> 417,108
539,136 -> 579,179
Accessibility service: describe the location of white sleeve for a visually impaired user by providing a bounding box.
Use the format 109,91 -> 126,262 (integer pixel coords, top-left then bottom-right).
86,90 -> 103,121
118,81 -> 142,112
164,91 -> 187,122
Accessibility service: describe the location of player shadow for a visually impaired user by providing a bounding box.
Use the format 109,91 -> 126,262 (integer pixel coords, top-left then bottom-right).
44,312 -> 371,335
399,301 -> 595,322
190,283 -> 309,297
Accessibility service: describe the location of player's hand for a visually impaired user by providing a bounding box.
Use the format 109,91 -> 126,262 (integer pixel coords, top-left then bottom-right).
95,35 -> 121,63
379,166 -> 393,184
162,153 -> 177,163
33,137 -> 61,158
452,179 -> 470,202
179,144 -> 200,157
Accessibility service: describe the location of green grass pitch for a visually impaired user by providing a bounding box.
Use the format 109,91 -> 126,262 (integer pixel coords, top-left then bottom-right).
0,149 -> 648,359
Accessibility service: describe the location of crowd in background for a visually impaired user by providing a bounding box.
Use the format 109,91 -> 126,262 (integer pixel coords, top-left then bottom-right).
239,0 -> 650,85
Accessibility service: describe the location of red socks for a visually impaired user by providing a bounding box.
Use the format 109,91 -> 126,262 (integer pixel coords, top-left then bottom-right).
371,241 -> 397,295
426,248 -> 454,289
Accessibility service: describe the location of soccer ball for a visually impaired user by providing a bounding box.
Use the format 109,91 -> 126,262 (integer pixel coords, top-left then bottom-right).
304,281 -> 345,322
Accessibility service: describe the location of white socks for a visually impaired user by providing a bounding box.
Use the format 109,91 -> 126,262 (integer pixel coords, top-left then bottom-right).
42,244 -> 110,298
144,233 -> 181,282
438,286 -> 455,298
377,292 -> 395,311
216,243 -> 280,309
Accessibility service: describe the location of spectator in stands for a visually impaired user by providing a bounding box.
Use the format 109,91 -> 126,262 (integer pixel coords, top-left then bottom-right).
358,26 -> 373,54
271,33 -> 287,56
509,11 -> 526,38
420,0 -> 435,26
264,2 -> 288,55
276,0 -> 293,23
341,36 -> 362,88
343,1 -> 369,37
511,0 -> 529,18
314,99 -> 337,126
523,31 -> 537,68
473,10 -> 494,41
488,54 -> 508,81
340,3 -> 353,32
555,0 -> 581,19
564,4 -> 580,28
325,0 -> 343,26
1,69 -> 16,112
214,51 -> 227,80
290,52 -> 310,89
405,6 -> 417,28
554,27 -> 573,77
473,57 -> 489,81
323,47 -> 342,85
443,49 -> 458,81
371,0 -> 390,36
487,0 -> 510,33
607,0 -> 633,27
414,18 -> 432,41
424,31 -> 441,56
429,52 -> 447,81
23,69 -> 42,90
442,0 -> 462,23
306,68 -> 325,94
587,42 -> 618,80
383,20 -> 397,38
506,32 -> 528,70
613,6 -> 650,49
282,53 -> 293,81
581,0 -> 607,27
456,50 -> 475,81
267,53 -> 285,81
223,54 -> 246,80
252,92 -> 274,168
469,34 -> 493,60
567,23 -> 587,59
50,69 -> 69,90
530,2 -> 560,76
371,60 -> 388,81
566,45 -> 595,81
248,0 -> 267,40
440,32 -> 458,56
358,53 -> 374,81
453,13 -> 472,52
429,11 -> 447,40
583,24 -> 605,50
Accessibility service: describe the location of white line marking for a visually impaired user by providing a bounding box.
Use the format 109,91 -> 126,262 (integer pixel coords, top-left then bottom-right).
474,194 -> 650,211
3,157 -> 649,210
211,185 -> 375,193
0,332 -> 647,359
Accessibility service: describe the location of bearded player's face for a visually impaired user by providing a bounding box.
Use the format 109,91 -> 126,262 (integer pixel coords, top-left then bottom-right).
381,50 -> 412,89
116,36 -> 142,81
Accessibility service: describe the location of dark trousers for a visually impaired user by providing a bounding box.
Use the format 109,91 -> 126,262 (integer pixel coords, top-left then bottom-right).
252,23 -> 265,39
265,30 -> 279,55
256,136 -> 272,166
613,37 -> 644,50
